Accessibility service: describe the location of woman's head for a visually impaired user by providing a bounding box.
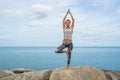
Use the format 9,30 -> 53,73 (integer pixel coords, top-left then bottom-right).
65,19 -> 71,27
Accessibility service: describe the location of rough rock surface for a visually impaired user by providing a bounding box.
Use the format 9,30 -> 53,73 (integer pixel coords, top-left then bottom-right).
12,68 -> 33,74
0,71 -> 12,79
103,70 -> 120,80
0,66 -> 120,80
1,70 -> 52,80
50,66 -> 107,80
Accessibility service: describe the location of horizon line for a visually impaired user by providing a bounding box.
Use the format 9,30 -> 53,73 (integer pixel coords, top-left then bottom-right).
0,46 -> 120,48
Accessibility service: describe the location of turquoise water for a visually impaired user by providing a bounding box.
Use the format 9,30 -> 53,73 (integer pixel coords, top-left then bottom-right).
0,47 -> 120,70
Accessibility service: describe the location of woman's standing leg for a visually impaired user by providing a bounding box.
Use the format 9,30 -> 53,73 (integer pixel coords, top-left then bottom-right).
66,42 -> 73,69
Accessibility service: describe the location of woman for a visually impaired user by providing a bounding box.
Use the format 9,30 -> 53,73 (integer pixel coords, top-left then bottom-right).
55,9 -> 75,70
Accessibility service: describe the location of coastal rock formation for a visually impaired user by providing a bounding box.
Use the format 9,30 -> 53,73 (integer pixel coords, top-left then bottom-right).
12,68 -> 33,74
0,66 -> 120,80
50,66 -> 107,80
1,70 -> 52,80
104,70 -> 120,80
0,71 -> 12,79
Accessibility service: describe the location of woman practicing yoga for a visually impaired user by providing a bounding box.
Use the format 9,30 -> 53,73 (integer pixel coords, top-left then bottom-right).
55,9 -> 75,70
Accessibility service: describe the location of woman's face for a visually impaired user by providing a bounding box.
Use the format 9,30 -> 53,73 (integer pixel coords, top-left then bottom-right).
65,20 -> 71,27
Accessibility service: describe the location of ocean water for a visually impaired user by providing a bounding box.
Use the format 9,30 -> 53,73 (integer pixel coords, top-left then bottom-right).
0,47 -> 120,71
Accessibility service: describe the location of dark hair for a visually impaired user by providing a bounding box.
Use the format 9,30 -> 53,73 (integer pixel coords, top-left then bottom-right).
66,19 -> 71,22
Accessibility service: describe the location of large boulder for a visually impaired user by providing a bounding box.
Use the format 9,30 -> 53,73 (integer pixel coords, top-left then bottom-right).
12,68 -> 33,74
104,70 -> 120,80
0,71 -> 12,79
1,70 -> 52,80
50,66 -> 107,80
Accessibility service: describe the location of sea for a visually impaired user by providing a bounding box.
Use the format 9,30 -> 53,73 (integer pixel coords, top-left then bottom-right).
0,47 -> 120,71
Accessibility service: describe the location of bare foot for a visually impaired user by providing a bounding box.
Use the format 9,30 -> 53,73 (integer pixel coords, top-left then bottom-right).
66,65 -> 70,70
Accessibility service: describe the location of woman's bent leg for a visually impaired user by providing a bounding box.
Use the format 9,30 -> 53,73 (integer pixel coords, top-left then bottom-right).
55,43 -> 66,53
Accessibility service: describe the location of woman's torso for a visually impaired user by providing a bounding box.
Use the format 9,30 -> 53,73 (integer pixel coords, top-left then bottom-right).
63,28 -> 73,43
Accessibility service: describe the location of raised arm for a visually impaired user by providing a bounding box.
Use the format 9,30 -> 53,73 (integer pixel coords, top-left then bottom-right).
63,10 -> 68,30
68,9 -> 75,30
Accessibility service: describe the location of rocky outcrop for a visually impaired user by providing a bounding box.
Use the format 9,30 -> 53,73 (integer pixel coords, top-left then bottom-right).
0,66 -> 120,80
1,70 -> 52,80
0,71 -> 12,79
104,70 -> 120,80
12,68 -> 33,74
50,66 -> 107,80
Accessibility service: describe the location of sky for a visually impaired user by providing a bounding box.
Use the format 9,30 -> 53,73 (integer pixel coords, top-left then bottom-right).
0,0 -> 120,47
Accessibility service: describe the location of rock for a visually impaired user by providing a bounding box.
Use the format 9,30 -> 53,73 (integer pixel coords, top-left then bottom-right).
12,68 -> 33,74
50,66 -> 107,80
4,70 -> 14,74
0,66 -> 120,80
1,74 -> 20,80
0,71 -> 12,79
103,70 -> 120,80
1,70 -> 53,80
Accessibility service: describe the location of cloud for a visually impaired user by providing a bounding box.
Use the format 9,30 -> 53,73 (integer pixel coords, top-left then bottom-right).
88,0 -> 117,7
28,4 -> 53,20
117,7 -> 120,14
1,3 -> 54,21
72,7 -> 120,46
2,9 -> 24,20
0,0 -> 120,46
0,4 -> 54,26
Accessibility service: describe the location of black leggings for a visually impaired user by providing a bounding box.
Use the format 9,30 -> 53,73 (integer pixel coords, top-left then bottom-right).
55,42 -> 73,65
